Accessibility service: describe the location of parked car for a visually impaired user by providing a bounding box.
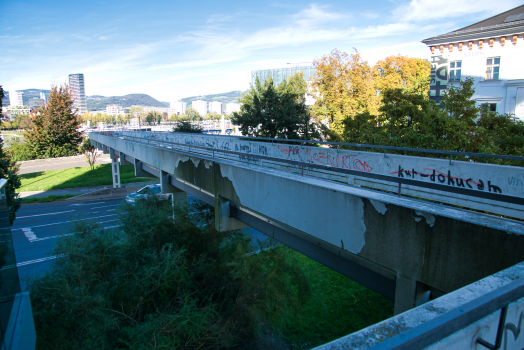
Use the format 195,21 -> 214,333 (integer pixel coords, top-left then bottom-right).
125,184 -> 171,204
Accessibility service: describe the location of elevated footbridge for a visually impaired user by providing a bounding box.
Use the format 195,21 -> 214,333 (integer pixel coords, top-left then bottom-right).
90,130 -> 524,315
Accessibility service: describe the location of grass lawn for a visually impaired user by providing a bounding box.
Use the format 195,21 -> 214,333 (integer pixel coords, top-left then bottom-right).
281,246 -> 394,349
18,164 -> 154,192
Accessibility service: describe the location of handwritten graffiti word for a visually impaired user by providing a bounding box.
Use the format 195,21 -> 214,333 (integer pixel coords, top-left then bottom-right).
235,144 -> 251,153
239,155 -> 260,164
305,149 -> 373,172
392,166 -> 502,193
252,144 -> 268,156
278,145 -> 301,156
184,139 -> 206,148
508,175 -> 524,188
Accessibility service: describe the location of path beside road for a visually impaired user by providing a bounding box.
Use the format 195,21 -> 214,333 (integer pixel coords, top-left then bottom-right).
17,154 -> 112,175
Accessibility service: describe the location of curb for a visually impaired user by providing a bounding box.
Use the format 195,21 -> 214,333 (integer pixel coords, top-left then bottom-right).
65,185 -> 145,201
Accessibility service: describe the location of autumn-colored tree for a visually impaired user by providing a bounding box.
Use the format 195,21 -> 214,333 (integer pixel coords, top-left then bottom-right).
311,49 -> 379,141
373,55 -> 431,95
79,138 -> 101,170
25,84 -> 84,159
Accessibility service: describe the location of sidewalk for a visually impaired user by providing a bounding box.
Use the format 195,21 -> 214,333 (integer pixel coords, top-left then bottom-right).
18,180 -> 158,199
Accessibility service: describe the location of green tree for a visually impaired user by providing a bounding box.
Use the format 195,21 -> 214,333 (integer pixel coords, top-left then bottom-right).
185,107 -> 201,121
25,84 -> 84,159
232,73 -> 319,140
0,86 -> 21,225
79,138 -> 101,170
173,120 -> 202,133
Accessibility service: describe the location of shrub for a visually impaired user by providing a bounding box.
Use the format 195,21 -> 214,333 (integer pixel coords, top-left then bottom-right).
29,197 -> 309,349
6,138 -> 35,162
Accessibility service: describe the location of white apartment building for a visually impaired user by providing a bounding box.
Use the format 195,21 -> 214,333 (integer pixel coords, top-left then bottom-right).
9,91 -> 23,107
192,100 -> 207,116
68,73 -> 87,115
422,5 -> 524,119
208,101 -> 222,114
170,101 -> 187,115
225,103 -> 240,114
106,105 -> 125,115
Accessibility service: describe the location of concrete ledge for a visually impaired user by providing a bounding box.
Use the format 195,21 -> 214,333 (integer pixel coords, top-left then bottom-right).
313,261 -> 524,350
3,292 -> 36,350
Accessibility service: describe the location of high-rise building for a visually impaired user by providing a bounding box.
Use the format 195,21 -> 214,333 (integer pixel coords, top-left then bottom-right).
192,100 -> 208,116
209,101 -> 222,114
9,91 -> 23,107
68,73 -> 87,115
251,65 -> 315,87
170,101 -> 187,115
40,91 -> 47,103
225,103 -> 240,114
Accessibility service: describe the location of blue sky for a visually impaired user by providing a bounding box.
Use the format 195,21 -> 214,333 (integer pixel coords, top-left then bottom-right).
1,0 -> 521,102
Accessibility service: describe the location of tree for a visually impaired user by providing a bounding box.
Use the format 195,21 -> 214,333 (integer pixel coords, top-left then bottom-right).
373,55 -> 431,95
0,86 -> 21,225
173,120 -> 202,133
79,138 -> 101,170
205,111 -> 221,120
25,84 -> 84,159
311,49 -> 379,141
185,107 -> 201,121
232,73 -> 320,140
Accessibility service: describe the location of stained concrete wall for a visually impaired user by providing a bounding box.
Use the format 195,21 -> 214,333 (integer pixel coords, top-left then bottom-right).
90,132 -> 524,314
99,131 -> 524,219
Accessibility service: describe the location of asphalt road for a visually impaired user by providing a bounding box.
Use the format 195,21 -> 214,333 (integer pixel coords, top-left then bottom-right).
17,154 -> 112,175
12,198 -> 124,290
12,196 -> 268,291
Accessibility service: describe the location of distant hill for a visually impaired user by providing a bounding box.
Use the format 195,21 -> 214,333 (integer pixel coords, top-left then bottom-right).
87,94 -> 168,111
180,91 -> 243,108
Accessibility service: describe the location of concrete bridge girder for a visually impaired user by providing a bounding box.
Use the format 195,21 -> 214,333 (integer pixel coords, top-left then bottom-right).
93,133 -> 524,314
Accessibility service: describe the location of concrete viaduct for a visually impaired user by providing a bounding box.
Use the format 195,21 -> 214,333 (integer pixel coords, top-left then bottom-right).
90,130 -> 524,315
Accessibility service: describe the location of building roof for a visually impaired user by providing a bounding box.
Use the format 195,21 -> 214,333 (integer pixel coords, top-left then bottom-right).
422,5 -> 524,45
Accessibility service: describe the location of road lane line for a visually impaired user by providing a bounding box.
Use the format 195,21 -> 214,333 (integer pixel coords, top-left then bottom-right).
70,202 -> 105,206
17,210 -> 76,219
22,228 -> 37,241
0,255 -> 65,270
12,214 -> 118,230
29,222 -> 121,242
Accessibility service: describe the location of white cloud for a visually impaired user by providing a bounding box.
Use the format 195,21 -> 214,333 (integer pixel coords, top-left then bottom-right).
394,0 -> 522,22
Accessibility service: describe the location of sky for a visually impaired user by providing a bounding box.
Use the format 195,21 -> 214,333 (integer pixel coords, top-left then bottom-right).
1,0 -> 522,102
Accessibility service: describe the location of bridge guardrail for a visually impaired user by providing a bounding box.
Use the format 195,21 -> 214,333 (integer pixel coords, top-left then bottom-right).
92,131 -> 524,219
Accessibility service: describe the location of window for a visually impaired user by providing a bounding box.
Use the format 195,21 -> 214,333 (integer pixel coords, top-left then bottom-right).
449,61 -> 462,82
480,103 -> 497,116
485,57 -> 500,80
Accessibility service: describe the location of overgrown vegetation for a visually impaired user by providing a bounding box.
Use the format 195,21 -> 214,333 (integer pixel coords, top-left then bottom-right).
29,196 -> 311,349
0,86 -> 21,225
172,120 -> 202,133
18,164 -> 152,192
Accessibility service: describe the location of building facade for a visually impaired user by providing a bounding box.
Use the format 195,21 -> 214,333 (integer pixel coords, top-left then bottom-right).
225,103 -> 240,114
251,65 -> 315,87
68,73 -> 87,115
422,5 -> 524,119
106,105 -> 126,115
208,101 -> 222,114
170,101 -> 187,115
192,100 -> 207,116
9,91 -> 23,107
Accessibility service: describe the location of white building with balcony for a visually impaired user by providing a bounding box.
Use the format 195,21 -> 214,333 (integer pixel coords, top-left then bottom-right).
208,101 -> 222,114
422,5 -> 524,119
192,100 -> 207,116
225,103 -> 240,114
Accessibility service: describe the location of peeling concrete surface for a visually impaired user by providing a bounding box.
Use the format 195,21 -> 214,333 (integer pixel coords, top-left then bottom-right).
415,210 -> 436,227
370,199 -> 388,215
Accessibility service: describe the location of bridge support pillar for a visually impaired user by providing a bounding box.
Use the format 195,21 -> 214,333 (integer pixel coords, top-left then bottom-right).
215,196 -> 248,232
119,152 -> 132,166
134,159 -> 149,178
102,145 -> 109,154
394,273 -> 426,315
160,170 -> 187,206
110,148 -> 121,189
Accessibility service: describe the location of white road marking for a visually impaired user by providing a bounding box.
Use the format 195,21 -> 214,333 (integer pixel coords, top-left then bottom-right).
22,228 -> 38,242
17,210 -> 76,219
12,214 -> 118,231
70,202 -> 105,206
0,255 -> 65,270
88,204 -> 118,210
30,223 -> 122,242
88,209 -> 115,214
